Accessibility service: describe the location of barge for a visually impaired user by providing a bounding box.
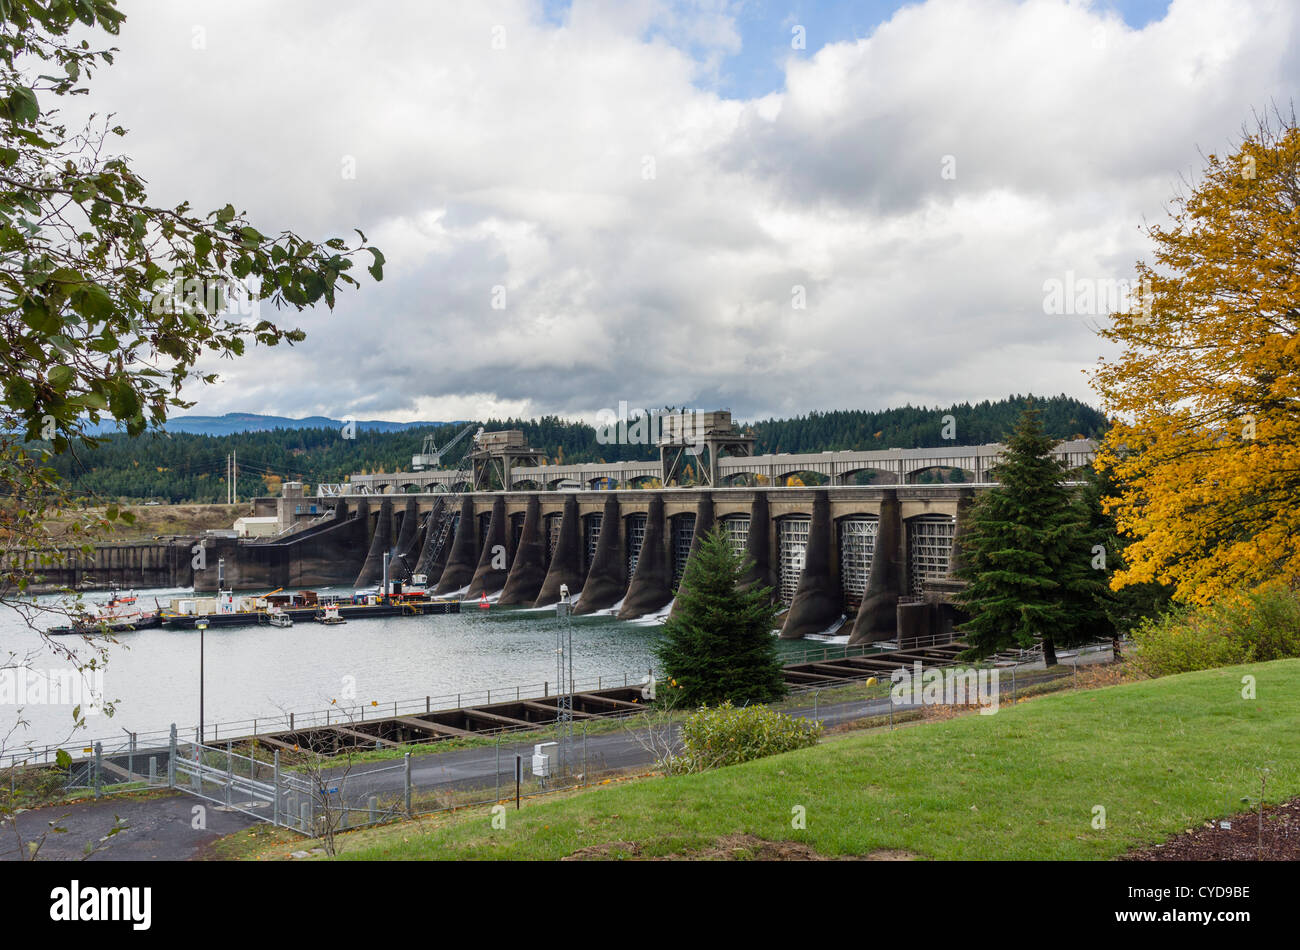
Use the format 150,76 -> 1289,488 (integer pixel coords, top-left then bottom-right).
159,574 -> 461,629
47,589 -> 162,636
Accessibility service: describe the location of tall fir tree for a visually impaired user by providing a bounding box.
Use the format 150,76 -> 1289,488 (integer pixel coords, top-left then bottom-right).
956,407 -> 1111,664
655,527 -> 785,706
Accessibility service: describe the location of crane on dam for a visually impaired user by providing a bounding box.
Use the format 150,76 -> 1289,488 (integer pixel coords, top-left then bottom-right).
412,423 -> 477,471
413,426 -> 483,575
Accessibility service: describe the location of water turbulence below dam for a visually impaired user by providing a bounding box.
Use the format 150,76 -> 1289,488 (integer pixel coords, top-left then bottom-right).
0,586 -> 832,750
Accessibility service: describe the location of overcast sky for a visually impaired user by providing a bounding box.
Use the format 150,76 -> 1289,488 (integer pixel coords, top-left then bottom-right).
70,0 -> 1298,423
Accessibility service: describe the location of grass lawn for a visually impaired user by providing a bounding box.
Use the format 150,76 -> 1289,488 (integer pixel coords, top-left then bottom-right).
331,659 -> 1300,860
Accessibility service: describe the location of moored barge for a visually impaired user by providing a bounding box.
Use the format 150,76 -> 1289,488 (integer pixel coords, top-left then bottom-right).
160,574 -> 460,629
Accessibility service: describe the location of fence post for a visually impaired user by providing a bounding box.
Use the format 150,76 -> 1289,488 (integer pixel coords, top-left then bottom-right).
168,724 -> 176,789
273,751 -> 281,827
368,795 -> 378,825
583,723 -> 588,780
289,712 -> 294,731
1012,664 -> 1017,704
404,752 -> 412,816
426,696 -> 430,713
93,742 -> 102,798
515,754 -> 521,810
496,738 -> 501,803
225,749 -> 233,807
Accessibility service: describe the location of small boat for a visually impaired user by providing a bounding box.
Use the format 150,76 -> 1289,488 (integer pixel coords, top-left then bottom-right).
264,607 -> 293,628
314,604 -> 346,625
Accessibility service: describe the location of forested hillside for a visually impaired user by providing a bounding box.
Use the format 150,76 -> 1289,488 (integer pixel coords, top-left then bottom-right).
37,394 -> 1106,503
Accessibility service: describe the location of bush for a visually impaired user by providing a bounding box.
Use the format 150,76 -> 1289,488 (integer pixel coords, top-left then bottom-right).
667,701 -> 822,774
1131,584 -> 1300,678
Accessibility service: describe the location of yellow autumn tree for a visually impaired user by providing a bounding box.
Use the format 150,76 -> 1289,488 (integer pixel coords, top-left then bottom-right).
1091,111 -> 1300,605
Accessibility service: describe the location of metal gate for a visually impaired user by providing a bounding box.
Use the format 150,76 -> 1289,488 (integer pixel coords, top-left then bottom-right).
545,514 -> 562,567
778,517 -> 811,606
671,514 -> 696,590
908,516 -> 955,595
839,517 -> 878,611
626,513 -> 648,580
170,729 -> 314,834
584,513 -> 603,575
721,516 -> 750,560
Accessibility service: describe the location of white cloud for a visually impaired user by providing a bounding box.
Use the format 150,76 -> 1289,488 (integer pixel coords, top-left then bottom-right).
68,0 -> 1300,422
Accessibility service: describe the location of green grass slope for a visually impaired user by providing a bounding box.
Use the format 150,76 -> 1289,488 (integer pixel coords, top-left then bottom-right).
338,660 -> 1299,860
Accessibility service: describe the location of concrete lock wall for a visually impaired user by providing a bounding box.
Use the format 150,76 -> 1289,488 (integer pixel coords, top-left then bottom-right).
189,485 -> 970,639
15,541 -> 196,593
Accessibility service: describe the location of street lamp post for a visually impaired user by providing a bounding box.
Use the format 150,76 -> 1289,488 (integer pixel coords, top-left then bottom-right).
196,619 -> 208,744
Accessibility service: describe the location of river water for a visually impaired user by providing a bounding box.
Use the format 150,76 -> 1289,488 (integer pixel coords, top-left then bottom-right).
0,586 -> 843,751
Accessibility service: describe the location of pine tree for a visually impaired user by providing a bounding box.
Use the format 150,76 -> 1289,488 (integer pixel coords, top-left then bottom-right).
655,527 -> 785,706
956,407 -> 1111,664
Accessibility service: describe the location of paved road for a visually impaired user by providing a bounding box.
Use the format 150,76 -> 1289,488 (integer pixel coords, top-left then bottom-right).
0,792 -> 256,862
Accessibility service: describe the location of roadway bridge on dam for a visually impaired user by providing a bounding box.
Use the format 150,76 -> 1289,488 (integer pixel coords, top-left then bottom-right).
323,440 -> 1096,495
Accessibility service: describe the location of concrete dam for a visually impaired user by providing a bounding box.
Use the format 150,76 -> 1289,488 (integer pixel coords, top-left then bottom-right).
195,435 -> 1095,646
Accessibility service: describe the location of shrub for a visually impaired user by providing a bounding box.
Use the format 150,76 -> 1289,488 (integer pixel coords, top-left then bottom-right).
1131,584 -> 1300,678
668,701 -> 822,774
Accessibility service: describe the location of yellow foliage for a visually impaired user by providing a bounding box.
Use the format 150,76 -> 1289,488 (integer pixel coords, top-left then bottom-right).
1091,115 -> 1300,605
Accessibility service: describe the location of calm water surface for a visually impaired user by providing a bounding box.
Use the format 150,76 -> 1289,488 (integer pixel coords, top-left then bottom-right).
0,586 -> 835,749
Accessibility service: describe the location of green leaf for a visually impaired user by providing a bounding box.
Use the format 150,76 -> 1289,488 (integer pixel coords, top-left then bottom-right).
48,364 -> 74,390
108,380 -> 142,420
8,86 -> 39,125
74,283 -> 114,321
366,247 -> 385,281
70,391 -> 109,411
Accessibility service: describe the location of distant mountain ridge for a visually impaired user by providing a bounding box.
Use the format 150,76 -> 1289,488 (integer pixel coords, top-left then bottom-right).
89,412 -> 457,437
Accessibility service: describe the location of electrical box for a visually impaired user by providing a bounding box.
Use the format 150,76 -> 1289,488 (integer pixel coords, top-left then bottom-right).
531,741 -> 558,778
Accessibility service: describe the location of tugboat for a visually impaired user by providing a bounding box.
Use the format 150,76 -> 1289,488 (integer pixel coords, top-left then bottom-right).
46,588 -> 162,636
314,603 -> 346,625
